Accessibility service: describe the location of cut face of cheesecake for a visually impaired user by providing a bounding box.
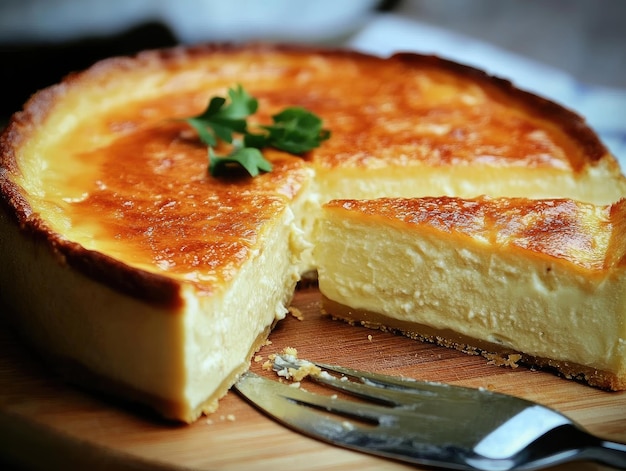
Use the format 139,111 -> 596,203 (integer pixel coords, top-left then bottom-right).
1,44 -> 626,422
314,196 -> 626,391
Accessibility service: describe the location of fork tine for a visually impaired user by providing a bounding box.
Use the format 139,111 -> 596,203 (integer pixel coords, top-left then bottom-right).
313,361 -> 479,406
236,372 -> 385,429
311,367 -> 425,407
273,354 -> 479,406
277,377 -> 395,425
317,361 -> 450,391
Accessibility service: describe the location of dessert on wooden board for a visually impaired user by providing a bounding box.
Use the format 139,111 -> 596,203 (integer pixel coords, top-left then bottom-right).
1,43 -> 624,423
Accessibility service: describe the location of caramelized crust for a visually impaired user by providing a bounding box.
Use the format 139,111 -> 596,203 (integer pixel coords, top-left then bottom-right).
391,53 -> 608,170
65,124 -> 310,289
314,55 -> 606,172
324,196 -> 626,271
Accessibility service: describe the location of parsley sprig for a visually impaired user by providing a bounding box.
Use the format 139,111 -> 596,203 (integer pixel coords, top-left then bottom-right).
183,85 -> 330,177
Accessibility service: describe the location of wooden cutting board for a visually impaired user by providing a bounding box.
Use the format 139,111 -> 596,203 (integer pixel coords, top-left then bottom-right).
1,287 -> 624,471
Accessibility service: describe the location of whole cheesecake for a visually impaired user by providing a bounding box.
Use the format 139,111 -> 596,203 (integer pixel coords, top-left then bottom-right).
1,43 -> 625,422
314,196 -> 626,391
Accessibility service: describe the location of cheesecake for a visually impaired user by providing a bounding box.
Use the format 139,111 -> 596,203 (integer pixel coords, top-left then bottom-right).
1,43 -> 625,423
314,196 -> 626,391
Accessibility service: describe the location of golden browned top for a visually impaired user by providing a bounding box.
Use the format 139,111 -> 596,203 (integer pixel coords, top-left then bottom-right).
2,116 -> 310,300
2,44 -> 611,173
324,196 -> 626,271
0,43 -> 620,305
70,125 -> 308,277
309,53 -> 605,172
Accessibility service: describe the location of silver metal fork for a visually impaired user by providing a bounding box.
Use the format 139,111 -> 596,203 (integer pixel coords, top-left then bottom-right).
235,355 -> 626,470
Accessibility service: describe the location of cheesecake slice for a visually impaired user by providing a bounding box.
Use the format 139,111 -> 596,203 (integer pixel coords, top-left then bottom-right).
1,43 -> 626,423
314,196 -> 626,390
0,150 -> 310,421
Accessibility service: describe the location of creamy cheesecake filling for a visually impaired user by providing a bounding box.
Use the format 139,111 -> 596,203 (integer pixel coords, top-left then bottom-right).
179,205 -> 300,420
314,160 -> 626,206
314,210 -> 626,385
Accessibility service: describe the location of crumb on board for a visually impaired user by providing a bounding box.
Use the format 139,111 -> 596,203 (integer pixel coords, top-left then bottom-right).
485,353 -> 522,368
288,306 -> 305,321
207,414 -> 236,424
283,346 -> 298,356
254,355 -> 263,362
269,347 -> 322,382
367,334 -> 373,341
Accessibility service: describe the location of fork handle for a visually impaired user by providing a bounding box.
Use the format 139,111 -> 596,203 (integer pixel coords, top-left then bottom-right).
586,439 -> 626,469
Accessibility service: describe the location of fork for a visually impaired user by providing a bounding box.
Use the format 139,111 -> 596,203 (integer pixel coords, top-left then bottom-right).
235,355 -> 626,470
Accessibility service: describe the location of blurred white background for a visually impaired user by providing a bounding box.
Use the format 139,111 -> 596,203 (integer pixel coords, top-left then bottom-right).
396,0 -> 626,89
1,0 -> 624,87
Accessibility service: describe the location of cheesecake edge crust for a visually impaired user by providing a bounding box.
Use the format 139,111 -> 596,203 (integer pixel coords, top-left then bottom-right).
0,160 -> 184,310
392,52 -> 609,169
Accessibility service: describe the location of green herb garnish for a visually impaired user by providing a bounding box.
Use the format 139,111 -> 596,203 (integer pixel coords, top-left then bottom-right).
183,85 -> 330,177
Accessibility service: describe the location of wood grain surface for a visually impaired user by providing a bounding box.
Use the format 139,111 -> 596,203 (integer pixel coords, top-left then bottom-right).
1,287 -> 624,471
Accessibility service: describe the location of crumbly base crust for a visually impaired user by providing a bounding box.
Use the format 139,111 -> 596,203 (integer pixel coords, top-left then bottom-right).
321,296 -> 625,391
